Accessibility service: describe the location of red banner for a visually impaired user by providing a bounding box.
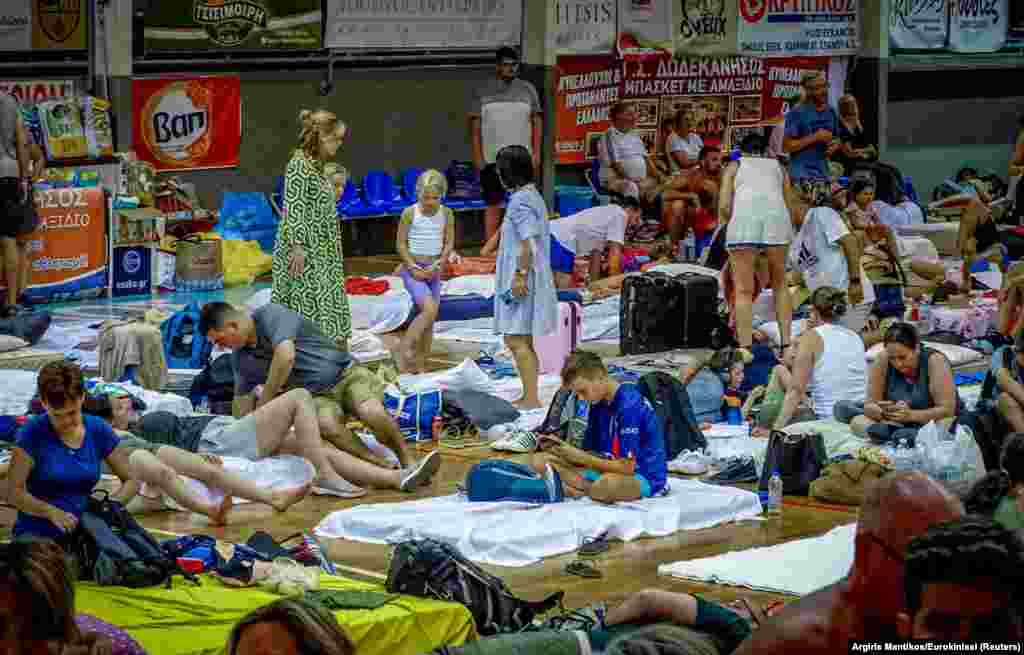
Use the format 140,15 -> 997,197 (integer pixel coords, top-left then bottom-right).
555,54 -> 831,164
132,76 -> 241,172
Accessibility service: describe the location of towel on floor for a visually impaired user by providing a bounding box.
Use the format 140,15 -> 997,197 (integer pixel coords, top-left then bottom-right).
314,479 -> 763,567
658,522 -> 857,595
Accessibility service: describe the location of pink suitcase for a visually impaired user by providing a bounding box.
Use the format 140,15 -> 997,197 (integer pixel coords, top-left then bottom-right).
536,301 -> 582,375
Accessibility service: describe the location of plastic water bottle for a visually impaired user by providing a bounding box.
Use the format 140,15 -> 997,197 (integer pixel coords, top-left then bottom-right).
682,233 -> 696,261
767,470 -> 783,517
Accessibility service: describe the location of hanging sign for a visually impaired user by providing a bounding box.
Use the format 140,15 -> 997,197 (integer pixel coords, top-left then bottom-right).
554,55 -> 621,165
0,79 -> 76,104
738,0 -> 860,56
143,0 -> 323,51
132,76 -> 242,172
676,0 -> 740,55
549,0 -> 617,55
617,0 -> 674,57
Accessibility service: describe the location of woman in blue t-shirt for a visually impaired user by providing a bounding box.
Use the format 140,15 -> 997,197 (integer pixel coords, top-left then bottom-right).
534,351 -> 668,502
7,360 -> 136,542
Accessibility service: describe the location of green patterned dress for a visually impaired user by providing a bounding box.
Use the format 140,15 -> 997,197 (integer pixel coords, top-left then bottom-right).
272,152 -> 351,343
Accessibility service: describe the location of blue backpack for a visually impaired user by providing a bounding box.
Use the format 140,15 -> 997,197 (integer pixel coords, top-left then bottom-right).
161,302 -> 213,370
464,460 -> 563,504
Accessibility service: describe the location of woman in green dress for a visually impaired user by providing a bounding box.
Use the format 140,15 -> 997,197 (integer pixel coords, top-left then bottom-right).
965,433 -> 1024,532
272,108 -> 352,347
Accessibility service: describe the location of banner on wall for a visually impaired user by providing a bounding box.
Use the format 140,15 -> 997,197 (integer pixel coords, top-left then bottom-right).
617,0 -> 674,57
738,0 -> 859,56
554,55 -> 621,165
676,0 -> 740,56
0,79 -> 76,104
554,53 -> 833,164
132,76 -> 242,172
16,187 -> 107,304
324,0 -> 521,50
549,0 -> 617,55
0,0 -> 87,51
143,0 -> 322,51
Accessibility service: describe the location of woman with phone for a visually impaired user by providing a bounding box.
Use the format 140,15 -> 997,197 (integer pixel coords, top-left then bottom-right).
834,322 -> 958,444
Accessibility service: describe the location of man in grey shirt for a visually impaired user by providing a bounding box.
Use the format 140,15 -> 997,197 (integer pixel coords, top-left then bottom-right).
199,301 -> 441,484
0,93 -> 32,317
469,46 -> 543,241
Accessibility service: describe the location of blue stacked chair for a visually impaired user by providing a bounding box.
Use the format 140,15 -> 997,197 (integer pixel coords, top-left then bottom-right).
400,167 -> 424,207
337,178 -> 365,218
362,170 -> 403,215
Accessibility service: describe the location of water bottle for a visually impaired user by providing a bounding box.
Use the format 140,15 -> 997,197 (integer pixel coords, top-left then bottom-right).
682,233 -> 696,261
767,470 -> 783,517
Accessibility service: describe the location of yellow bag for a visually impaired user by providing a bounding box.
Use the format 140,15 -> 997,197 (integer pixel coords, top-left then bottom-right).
809,459 -> 889,506
222,239 -> 273,287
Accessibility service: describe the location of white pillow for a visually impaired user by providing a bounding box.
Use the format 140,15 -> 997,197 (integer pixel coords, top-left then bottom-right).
441,274 -> 496,298
0,335 -> 28,352
865,341 -> 983,367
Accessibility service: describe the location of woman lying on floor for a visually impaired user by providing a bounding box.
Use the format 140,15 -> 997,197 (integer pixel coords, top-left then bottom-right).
833,322 -> 958,445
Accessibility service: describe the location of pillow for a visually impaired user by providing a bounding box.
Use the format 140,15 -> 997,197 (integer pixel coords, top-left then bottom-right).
0,335 -> 28,352
441,274 -> 496,298
865,341 -> 983,367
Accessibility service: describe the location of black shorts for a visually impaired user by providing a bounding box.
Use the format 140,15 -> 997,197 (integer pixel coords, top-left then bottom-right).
480,163 -> 507,207
0,177 -> 38,239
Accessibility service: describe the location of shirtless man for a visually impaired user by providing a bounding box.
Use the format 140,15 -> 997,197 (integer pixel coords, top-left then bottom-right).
659,146 -> 723,257
733,471 -> 964,654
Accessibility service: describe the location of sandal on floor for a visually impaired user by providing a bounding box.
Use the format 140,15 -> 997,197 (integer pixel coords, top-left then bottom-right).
578,532 -> 610,557
565,560 -> 602,578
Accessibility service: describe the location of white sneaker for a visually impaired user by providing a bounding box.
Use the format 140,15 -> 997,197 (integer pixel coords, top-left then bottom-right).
671,450 -> 710,475
491,429 -> 539,453
400,450 -> 442,492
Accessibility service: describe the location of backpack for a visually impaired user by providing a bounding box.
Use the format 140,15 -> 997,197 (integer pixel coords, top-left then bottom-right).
73,491 -> 197,588
188,354 -> 235,407
537,388 -> 589,448
638,372 -> 707,461
385,539 -> 564,636
464,459 -> 563,504
161,302 -> 213,370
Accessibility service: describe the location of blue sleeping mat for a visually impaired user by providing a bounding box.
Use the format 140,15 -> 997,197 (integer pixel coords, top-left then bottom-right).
409,290 -> 583,324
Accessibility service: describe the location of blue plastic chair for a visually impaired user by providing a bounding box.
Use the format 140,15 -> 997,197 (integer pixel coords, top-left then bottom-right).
400,167 -> 424,204
904,176 -> 919,203
585,158 -> 611,205
337,178 -> 365,218
363,170 -> 402,214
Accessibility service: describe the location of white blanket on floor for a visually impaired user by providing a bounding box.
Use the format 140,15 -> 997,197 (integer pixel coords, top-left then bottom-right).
658,522 -> 856,595
434,295 -> 622,344
248,286 -> 412,336
314,479 -> 763,567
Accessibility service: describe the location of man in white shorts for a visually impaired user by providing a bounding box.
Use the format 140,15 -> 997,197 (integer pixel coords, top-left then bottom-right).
549,195 -> 642,289
790,198 -> 875,334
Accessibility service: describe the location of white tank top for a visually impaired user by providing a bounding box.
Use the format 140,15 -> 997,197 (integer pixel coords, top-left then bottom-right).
408,204 -> 446,257
810,323 -> 867,420
732,157 -> 788,224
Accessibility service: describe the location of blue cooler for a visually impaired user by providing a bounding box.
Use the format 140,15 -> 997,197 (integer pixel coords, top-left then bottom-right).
555,186 -> 597,217
112,246 -> 152,297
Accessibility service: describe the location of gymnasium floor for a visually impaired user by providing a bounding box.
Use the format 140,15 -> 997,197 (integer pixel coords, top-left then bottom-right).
0,253 -> 860,616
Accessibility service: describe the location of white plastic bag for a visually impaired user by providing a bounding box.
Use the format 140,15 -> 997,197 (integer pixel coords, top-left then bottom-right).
953,424 -> 985,484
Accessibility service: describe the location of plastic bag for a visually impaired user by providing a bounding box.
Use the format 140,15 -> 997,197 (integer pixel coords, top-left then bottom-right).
916,420 -> 984,483
222,239 -> 273,288
218,192 -> 278,232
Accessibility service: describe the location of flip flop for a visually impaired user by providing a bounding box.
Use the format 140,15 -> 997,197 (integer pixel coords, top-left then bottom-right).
566,560 -> 602,578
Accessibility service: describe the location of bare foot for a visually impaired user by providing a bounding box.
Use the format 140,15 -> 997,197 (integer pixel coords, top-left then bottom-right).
270,482 -> 312,512
513,398 -> 542,410
207,494 -> 234,526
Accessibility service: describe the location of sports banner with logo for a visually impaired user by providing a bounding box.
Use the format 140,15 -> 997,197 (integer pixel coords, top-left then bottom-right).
549,0 -> 617,55
324,0 -> 520,50
143,0 -> 322,51
132,76 -> 242,172
0,79 -> 76,104
676,0 -> 740,56
15,187 -> 108,304
617,0 -> 674,57
738,0 -> 860,56
0,0 -> 87,51
555,53 -> 834,164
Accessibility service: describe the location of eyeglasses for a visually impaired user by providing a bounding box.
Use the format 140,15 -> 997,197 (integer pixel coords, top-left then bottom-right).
866,532 -> 905,562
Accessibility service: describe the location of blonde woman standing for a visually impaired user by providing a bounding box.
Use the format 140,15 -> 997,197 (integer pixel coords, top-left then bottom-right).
396,170 -> 455,373
272,109 -> 351,347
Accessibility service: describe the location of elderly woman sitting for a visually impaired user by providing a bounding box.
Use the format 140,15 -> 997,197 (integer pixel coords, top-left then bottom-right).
834,322 -> 959,445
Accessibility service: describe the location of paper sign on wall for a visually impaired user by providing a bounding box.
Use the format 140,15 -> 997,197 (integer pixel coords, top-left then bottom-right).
948,0 -> 1008,53
890,0 -> 949,50
0,80 -> 76,104
739,0 -> 860,56
549,0 -> 617,55
676,0 -> 739,55
617,0 -> 674,57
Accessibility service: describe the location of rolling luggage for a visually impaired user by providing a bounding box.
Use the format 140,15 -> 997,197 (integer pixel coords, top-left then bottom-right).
620,271 -> 718,355
535,301 -> 582,375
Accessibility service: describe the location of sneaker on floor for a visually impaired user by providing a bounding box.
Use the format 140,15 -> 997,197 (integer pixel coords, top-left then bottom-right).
491,429 -> 539,453
312,479 -> 367,498
400,450 -> 442,492
671,450 -> 710,475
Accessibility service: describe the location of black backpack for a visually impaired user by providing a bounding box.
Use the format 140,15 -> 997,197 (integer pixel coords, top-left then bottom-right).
385,539 -> 563,636
72,491 -> 197,589
638,372 -> 707,461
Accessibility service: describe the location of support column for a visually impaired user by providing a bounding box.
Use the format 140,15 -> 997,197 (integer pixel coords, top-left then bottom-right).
90,0 -> 133,152
853,0 -> 889,156
522,0 -> 555,209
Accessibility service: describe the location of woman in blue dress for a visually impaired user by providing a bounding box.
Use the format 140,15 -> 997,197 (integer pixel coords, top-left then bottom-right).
493,145 -> 558,409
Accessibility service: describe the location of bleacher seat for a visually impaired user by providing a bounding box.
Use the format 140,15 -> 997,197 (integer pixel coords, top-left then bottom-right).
400,167 -> 424,204
337,178 -> 366,218
363,170 -> 404,214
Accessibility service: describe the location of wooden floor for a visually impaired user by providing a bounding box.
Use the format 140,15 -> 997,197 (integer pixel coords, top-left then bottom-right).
0,253 -> 861,617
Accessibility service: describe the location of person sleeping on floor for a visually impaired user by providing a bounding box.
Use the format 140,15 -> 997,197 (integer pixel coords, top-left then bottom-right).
531,351 -> 667,503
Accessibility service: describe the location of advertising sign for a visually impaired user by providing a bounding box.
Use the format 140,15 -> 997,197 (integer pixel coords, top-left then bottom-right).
676,0 -> 740,56
324,0 -> 521,50
549,0 -> 617,55
112,246 -> 152,297
554,55 -> 621,165
17,186 -> 108,304
132,76 -> 242,172
617,0 -> 674,57
738,0 -> 860,56
143,0 -> 323,51
33,0 -> 87,50
0,79 -> 75,104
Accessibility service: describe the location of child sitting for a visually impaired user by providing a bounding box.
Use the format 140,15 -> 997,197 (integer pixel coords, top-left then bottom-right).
396,170 -> 455,373
533,351 -> 668,502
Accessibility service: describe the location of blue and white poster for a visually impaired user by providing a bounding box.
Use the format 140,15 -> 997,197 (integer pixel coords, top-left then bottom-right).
738,0 -> 860,57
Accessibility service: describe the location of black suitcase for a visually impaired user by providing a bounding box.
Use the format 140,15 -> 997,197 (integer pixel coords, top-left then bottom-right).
620,271 -> 718,354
